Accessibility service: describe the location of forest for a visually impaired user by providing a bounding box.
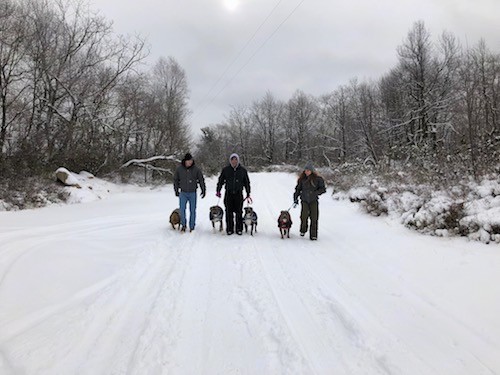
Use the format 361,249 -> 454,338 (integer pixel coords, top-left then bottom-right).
1,0 -> 499,186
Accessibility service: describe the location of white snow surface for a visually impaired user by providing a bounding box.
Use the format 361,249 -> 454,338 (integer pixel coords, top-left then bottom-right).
0,172 -> 499,375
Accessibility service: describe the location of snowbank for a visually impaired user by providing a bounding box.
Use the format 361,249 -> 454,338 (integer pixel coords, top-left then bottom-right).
335,176 -> 500,244
59,169 -> 150,204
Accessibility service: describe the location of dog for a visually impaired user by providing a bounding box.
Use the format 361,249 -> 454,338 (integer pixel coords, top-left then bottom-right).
209,205 -> 224,232
169,208 -> 181,230
277,210 -> 292,239
243,207 -> 258,235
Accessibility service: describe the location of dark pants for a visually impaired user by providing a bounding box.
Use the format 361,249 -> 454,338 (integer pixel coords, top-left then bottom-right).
300,200 -> 319,239
225,192 -> 244,233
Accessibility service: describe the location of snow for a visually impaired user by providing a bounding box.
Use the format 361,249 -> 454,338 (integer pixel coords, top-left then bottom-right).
338,176 -> 500,243
55,167 -> 81,187
1,172 -> 499,374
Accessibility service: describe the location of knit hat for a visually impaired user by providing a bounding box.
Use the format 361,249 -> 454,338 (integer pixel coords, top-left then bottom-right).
184,153 -> 193,161
229,153 -> 240,164
304,162 -> 314,171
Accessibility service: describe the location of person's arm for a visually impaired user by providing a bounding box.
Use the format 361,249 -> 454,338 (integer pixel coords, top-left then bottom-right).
317,177 -> 326,196
293,181 -> 301,203
244,169 -> 251,197
198,168 -> 206,197
216,168 -> 225,196
173,168 -> 180,196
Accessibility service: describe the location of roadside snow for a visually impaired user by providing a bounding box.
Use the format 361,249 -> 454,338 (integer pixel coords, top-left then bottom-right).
61,170 -> 151,204
338,176 -> 500,244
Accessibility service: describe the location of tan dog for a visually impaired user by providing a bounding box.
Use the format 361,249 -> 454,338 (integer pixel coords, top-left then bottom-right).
277,210 -> 292,239
169,208 -> 181,230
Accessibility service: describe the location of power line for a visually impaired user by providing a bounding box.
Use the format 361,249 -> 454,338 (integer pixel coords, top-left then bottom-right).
193,0 -> 284,110
192,0 -> 306,124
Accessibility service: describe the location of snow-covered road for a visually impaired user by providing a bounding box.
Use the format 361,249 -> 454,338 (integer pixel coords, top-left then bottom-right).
0,172 -> 499,374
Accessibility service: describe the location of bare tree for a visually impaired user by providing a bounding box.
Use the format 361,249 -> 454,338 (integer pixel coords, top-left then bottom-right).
0,0 -> 31,160
250,91 -> 285,165
149,56 -> 191,156
287,90 -> 319,163
226,105 -> 252,165
350,80 -> 382,164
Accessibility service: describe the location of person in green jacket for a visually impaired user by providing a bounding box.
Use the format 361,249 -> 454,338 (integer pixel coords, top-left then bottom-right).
293,162 -> 326,240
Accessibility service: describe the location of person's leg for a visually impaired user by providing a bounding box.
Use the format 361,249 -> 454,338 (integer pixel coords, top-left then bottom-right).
310,201 -> 319,239
300,201 -> 310,234
225,194 -> 235,234
188,192 -> 197,230
235,194 -> 244,234
179,192 -> 188,228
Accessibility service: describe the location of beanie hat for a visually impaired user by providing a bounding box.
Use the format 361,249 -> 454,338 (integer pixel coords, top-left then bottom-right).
184,153 -> 193,161
229,153 -> 240,164
304,162 -> 314,171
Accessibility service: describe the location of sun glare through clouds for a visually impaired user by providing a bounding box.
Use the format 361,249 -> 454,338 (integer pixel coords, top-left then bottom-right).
223,0 -> 240,12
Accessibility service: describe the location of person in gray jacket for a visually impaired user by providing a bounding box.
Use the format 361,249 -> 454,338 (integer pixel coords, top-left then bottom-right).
293,162 -> 326,240
173,153 -> 206,232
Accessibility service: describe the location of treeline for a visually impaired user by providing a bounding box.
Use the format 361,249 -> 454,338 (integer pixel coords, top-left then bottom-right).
0,0 -> 191,177
2,1 -> 499,184
197,21 -> 500,182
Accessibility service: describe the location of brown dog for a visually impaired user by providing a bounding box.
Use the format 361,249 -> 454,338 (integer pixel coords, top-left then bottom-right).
277,210 -> 292,239
209,205 -> 224,232
169,208 -> 181,230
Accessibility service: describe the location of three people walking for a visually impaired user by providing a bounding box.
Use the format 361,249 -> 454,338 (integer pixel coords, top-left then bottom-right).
174,154 -> 325,240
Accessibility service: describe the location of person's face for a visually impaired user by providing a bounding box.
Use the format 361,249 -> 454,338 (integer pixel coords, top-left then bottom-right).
185,159 -> 193,167
304,169 -> 312,176
230,157 -> 238,168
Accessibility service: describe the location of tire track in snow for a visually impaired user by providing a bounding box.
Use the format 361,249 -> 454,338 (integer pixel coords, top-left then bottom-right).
0,213 -> 165,289
254,174 -> 405,374
307,233 -> 499,374
1,227 -> 196,374
231,240 -> 313,375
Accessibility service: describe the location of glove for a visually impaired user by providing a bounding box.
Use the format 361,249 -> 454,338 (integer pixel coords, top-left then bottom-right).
175,190 -> 179,197
246,195 -> 253,204
216,191 -> 221,198
201,191 -> 206,199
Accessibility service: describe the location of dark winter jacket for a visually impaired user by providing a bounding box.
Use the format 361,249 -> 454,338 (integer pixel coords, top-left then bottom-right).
216,163 -> 251,196
174,158 -> 206,194
293,173 -> 326,204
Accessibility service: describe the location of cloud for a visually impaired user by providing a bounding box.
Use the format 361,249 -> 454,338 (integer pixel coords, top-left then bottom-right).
93,0 -> 500,134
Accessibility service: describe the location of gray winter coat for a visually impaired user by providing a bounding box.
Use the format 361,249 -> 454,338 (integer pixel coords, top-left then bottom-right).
174,160 -> 206,194
293,174 -> 326,204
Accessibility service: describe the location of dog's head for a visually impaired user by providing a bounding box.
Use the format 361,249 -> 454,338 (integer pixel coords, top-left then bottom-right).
243,207 -> 253,217
278,210 -> 292,227
210,205 -> 223,221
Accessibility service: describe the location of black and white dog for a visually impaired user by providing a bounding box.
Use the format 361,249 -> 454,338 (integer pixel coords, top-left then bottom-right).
209,205 -> 224,232
243,207 -> 258,235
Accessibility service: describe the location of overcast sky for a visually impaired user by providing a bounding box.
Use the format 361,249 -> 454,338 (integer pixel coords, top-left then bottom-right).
91,0 -> 500,135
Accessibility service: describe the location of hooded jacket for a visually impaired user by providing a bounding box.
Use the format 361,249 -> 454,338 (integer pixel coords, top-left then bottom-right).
216,153 -> 251,196
174,156 -> 206,194
293,173 -> 326,204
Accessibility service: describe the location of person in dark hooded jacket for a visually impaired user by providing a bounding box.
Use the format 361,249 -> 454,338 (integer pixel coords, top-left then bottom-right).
216,153 -> 251,235
174,153 -> 206,232
293,162 -> 326,240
